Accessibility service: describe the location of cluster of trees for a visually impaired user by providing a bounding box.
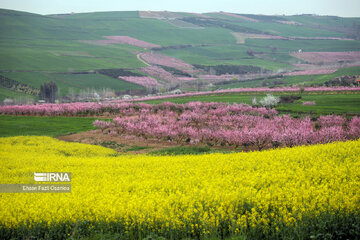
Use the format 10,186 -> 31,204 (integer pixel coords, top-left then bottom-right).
181,17 -> 265,34
0,75 -> 39,96
152,44 -> 192,51
39,81 -> 58,103
324,76 -> 359,87
159,66 -> 192,77
193,64 -> 268,75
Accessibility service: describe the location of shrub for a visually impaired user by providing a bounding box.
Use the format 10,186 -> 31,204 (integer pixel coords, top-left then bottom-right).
260,94 -> 280,107
279,95 -> 301,103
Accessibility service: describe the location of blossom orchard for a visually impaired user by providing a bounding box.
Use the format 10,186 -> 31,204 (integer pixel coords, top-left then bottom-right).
0,101 -> 275,116
93,102 -> 360,149
139,52 -> 198,74
139,66 -> 178,84
119,76 -> 160,88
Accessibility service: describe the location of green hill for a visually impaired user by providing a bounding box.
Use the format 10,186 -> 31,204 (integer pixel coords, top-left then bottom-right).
0,9 -> 359,101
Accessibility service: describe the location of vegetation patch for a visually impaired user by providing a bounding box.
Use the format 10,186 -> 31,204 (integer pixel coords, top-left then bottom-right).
123,145 -> 153,152
0,75 -> 39,96
193,64 -> 269,75
181,17 -> 266,34
0,115 -> 97,137
149,145 -> 211,155
96,68 -> 144,78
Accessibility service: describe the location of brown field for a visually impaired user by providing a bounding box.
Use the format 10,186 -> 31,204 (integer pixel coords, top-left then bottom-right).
231,32 -> 287,44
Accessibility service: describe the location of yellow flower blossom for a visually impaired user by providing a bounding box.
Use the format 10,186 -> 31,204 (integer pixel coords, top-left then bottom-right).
0,136 -> 359,234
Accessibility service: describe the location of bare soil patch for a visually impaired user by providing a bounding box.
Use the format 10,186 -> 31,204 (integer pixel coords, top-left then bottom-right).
57,129 -> 266,154
57,129 -> 182,154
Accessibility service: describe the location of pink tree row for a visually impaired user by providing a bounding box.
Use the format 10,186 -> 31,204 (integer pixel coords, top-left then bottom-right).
103,36 -> 161,49
0,102 -> 276,117
198,75 -> 239,80
118,76 -> 160,88
80,36 -> 161,49
94,105 -> 360,149
284,69 -> 338,76
139,66 -> 178,84
139,52 -> 198,74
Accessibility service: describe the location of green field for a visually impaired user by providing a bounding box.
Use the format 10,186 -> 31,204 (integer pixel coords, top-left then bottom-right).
0,39 -> 145,71
0,86 -> 35,101
0,72 -> 144,98
217,66 -> 360,89
158,44 -> 292,71
246,39 -> 360,52
0,115 -> 97,137
144,91 -> 360,115
238,22 -> 344,37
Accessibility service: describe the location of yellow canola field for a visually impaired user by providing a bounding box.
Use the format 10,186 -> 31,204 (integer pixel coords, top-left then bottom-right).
0,136 -> 359,233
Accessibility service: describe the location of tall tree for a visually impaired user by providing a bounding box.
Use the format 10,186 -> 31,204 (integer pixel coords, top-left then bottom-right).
39,81 -> 58,103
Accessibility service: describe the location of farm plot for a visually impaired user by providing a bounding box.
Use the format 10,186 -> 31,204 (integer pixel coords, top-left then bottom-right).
118,76 -> 160,88
0,115 -> 97,137
139,66 -> 179,85
291,51 -> 360,64
283,68 -> 338,76
80,36 -> 161,49
139,52 -> 198,74
231,32 -> 286,44
94,102 -> 360,150
1,136 -> 359,239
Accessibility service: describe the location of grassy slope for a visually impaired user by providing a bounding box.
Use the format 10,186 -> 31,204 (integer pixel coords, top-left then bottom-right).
51,73 -> 144,96
245,39 -> 360,52
1,72 -> 144,97
0,115 -> 97,137
0,39 -> 145,71
218,66 -> 360,89
0,87 -> 35,101
206,12 -> 345,36
277,93 -> 360,115
158,44 -> 291,71
285,15 -> 360,30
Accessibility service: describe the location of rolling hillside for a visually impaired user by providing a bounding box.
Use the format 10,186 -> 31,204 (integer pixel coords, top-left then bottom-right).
1,9 -> 360,101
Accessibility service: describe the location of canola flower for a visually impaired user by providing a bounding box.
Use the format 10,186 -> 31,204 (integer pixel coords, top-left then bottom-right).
0,136 -> 359,237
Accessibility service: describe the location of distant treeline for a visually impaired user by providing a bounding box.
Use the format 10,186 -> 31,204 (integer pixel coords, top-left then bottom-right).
193,65 -> 270,75
96,69 -> 144,78
236,14 -> 286,22
181,17 -> 265,34
0,75 -> 39,95
152,44 -> 192,51
324,76 -> 359,87
214,75 -> 283,86
159,66 -> 192,77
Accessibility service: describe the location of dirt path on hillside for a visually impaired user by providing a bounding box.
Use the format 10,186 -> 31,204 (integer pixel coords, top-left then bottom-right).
136,53 -> 151,66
